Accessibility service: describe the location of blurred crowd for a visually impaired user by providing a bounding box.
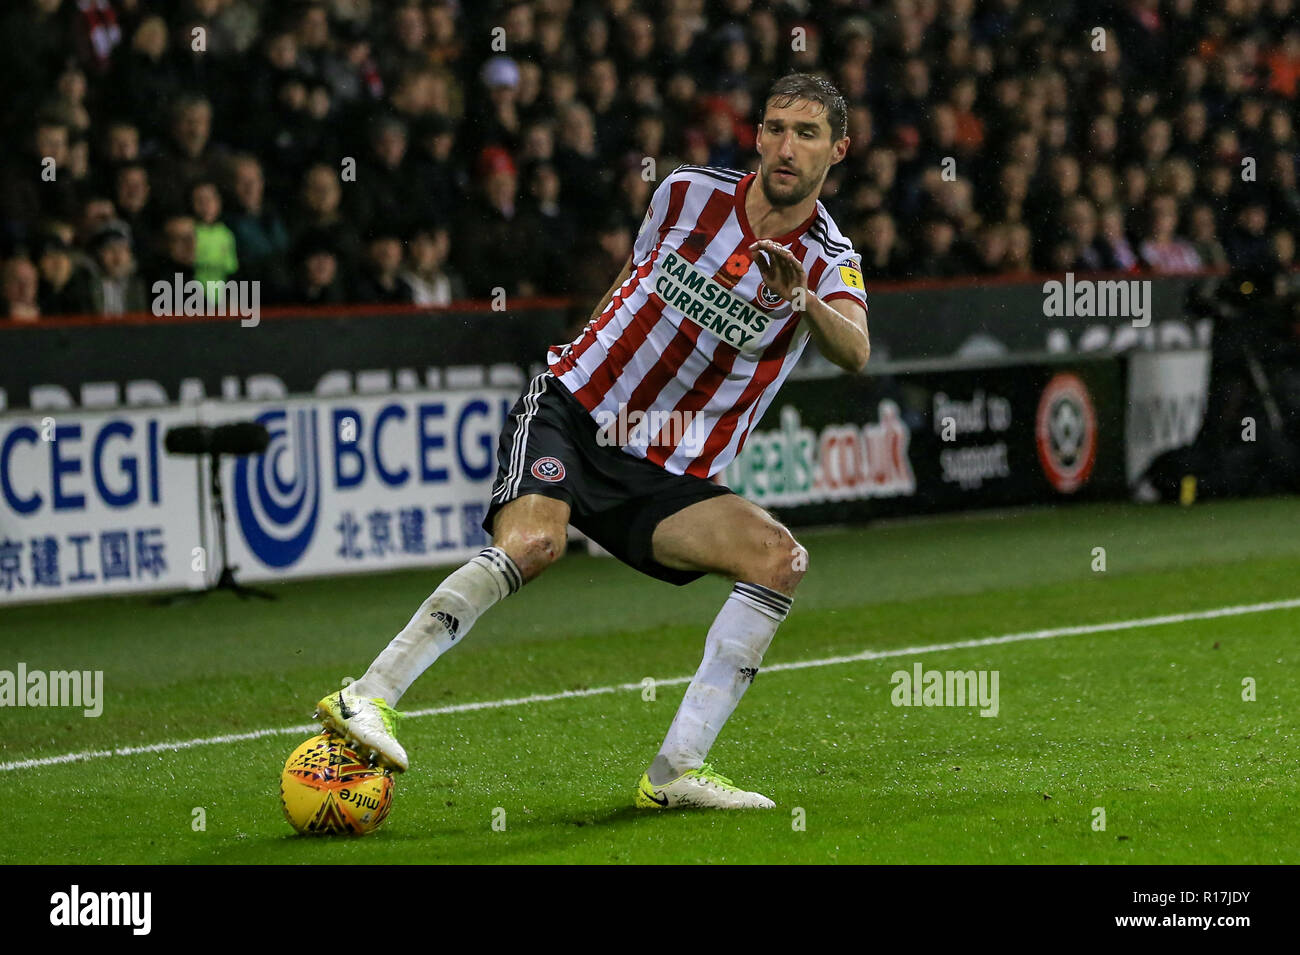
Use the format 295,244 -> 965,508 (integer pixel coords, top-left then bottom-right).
2,0 -> 1299,321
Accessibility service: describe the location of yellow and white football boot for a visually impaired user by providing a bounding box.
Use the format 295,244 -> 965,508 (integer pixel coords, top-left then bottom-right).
635,763 -> 775,810
313,688 -> 408,772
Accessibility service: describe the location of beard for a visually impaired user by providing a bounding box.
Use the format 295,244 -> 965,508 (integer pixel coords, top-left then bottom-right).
760,164 -> 817,207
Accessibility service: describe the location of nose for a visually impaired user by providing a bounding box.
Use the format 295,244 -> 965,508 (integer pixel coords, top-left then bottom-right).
778,131 -> 796,160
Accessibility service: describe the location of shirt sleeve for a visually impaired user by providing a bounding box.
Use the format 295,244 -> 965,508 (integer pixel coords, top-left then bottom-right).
816,252 -> 868,312
632,170 -> 679,264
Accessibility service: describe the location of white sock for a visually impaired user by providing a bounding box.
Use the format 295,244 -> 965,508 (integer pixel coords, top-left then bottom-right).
649,582 -> 792,785
350,547 -> 523,704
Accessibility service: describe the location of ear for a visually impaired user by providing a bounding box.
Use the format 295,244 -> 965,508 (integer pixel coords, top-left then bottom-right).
829,136 -> 850,167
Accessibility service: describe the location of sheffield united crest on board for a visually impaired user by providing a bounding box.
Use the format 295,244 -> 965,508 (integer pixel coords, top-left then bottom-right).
1035,372 -> 1097,493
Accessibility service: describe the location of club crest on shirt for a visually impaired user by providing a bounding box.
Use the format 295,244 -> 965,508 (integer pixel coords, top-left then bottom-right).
530,456 -> 565,482
755,281 -> 785,310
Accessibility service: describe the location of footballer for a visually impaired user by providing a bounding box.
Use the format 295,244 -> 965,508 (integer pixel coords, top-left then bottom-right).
316,73 -> 870,810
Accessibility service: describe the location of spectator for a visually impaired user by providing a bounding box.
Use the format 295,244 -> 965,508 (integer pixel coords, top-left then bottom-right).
244,27 -> 304,125
35,231 -> 94,315
1198,164 -> 1236,224
915,216 -> 963,277
989,163 -> 1031,225
1099,204 -> 1140,271
948,75 -> 984,155
63,129 -> 93,199
1120,163 -> 1149,210
351,114 -> 425,233
151,95 -> 226,215
1225,202 -> 1273,270
225,155 -> 289,284
1265,27 -> 1300,98
554,102 -> 607,224
1137,117 -> 1173,171
1173,101 -> 1210,163
1025,154 -> 1082,256
425,0 -> 463,69
1087,115 -> 1120,165
968,223 -> 1009,276
518,160 -> 576,294
1187,203 -> 1229,269
1140,194 -> 1202,274
401,225 -> 465,306
150,214 -> 197,287
87,220 -> 148,316
1084,164 -> 1119,208
1151,158 -> 1197,204
409,114 -> 464,223
455,146 -> 537,298
2,257 -> 41,322
585,58 -> 628,157
568,214 -> 631,308
295,163 -> 362,277
75,196 -> 118,248
0,120 -> 80,240
47,63 -> 91,134
113,162 -> 156,249
1061,197 -> 1107,273
1001,224 -> 1034,276
474,56 -> 524,154
378,2 -> 431,81
289,230 -> 346,305
700,95 -> 742,169
1272,230 -> 1296,277
190,181 -> 239,294
0,0 -> 73,143
295,2 -> 338,80
353,231 -> 414,304
102,120 -> 141,166
857,211 -> 907,280
611,160 -> 652,242
109,16 -> 180,139
1269,150 -> 1300,233
252,72 -> 327,191
327,20 -> 384,106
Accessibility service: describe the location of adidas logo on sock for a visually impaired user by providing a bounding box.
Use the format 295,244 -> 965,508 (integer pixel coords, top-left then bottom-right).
430,611 -> 461,640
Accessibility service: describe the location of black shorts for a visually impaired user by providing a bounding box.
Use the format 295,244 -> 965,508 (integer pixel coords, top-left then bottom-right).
482,372 -> 733,585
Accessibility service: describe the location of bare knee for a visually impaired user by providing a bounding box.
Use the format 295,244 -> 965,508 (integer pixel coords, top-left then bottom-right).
746,525 -> 807,596
495,525 -> 566,581
491,495 -> 570,582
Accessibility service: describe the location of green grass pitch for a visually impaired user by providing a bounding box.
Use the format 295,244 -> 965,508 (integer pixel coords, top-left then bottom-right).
1,497 -> 1297,864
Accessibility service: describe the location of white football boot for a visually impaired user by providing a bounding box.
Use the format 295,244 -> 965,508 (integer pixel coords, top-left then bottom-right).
635,763 -> 775,809
313,688 -> 408,772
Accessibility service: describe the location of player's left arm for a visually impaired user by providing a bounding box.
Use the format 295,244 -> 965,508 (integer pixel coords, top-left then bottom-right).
751,239 -> 870,373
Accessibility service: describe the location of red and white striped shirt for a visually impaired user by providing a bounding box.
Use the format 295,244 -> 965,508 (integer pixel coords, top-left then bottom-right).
548,165 -> 868,477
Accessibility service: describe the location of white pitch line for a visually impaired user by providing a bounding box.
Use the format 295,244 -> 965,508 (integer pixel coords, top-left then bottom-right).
3,596 -> 1297,773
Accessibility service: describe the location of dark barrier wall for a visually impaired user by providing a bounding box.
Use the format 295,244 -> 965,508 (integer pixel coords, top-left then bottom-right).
1,302 -> 573,410
2,275 -> 1204,411
860,273 -> 1206,362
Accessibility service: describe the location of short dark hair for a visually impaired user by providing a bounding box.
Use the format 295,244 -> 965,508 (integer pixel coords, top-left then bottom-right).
764,72 -> 847,140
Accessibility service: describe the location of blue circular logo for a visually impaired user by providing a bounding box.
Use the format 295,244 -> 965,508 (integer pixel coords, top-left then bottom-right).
233,408 -> 321,568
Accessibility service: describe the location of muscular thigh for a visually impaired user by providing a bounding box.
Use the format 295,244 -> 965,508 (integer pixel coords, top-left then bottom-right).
651,493 -> 805,593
